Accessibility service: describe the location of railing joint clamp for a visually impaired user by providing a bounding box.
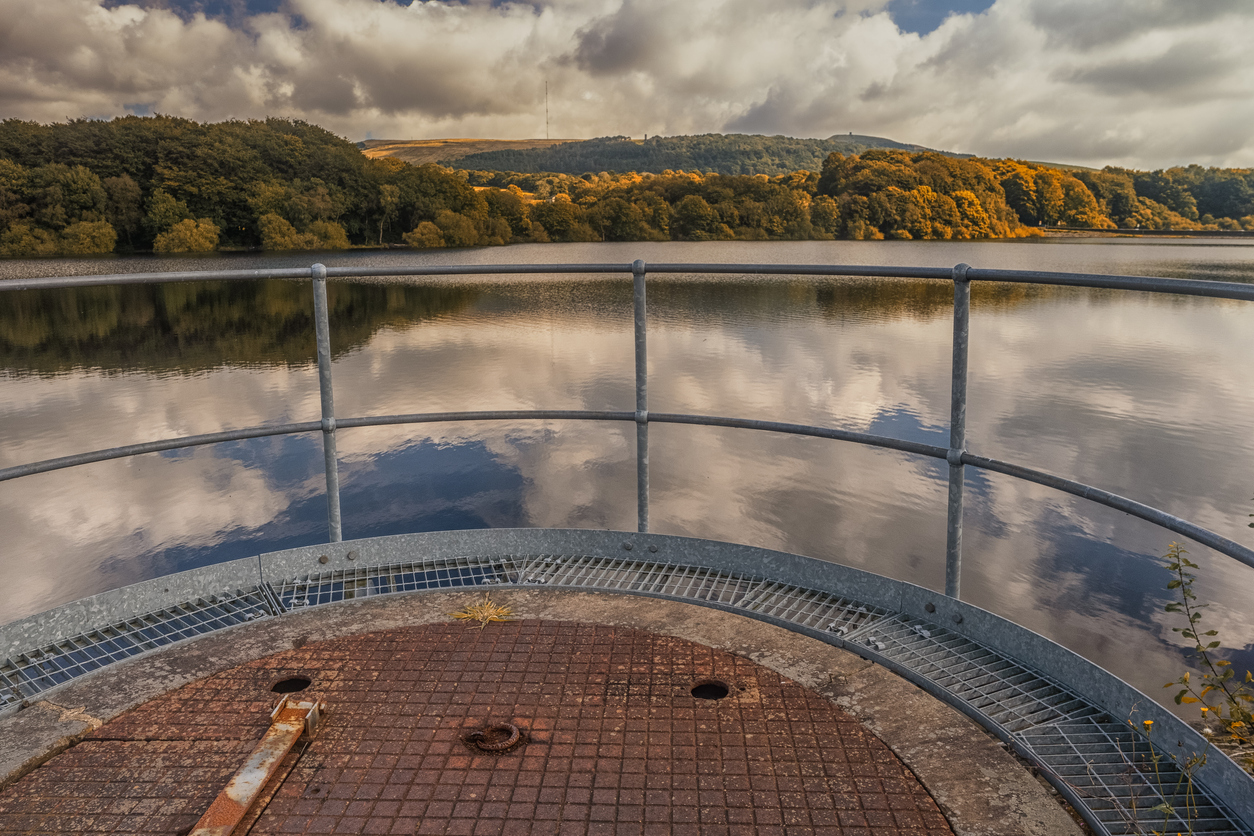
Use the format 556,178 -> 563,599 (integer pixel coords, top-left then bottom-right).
946,448 -> 965,467
321,417 -> 337,433
635,410 -> 648,424
952,263 -> 971,283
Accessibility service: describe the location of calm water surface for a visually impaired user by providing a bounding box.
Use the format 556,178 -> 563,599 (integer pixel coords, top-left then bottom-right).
2,238 -> 1252,713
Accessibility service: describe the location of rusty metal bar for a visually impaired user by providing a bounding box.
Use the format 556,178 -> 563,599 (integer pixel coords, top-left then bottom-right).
189,696 -> 325,836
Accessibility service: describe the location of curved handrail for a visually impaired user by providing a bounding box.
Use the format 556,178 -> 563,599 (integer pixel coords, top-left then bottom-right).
8,261 -> 1254,300
2,260 -> 1252,590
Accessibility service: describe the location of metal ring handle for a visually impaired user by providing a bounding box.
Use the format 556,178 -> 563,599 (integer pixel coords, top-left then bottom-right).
467,723 -> 521,752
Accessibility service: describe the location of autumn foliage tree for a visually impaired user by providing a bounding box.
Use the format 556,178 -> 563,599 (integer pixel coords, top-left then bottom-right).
2,117 -> 1253,257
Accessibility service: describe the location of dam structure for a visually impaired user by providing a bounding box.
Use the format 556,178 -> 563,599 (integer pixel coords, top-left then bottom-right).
0,260 -> 1252,836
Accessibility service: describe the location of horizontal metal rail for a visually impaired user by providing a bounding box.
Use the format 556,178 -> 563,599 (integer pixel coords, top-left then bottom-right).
960,452 -> 1254,571
1,409 -> 935,482
3,407 -> 1252,574
0,422 -> 321,481
5,262 -> 1254,301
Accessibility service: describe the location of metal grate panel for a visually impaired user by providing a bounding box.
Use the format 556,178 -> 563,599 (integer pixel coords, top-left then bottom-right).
0,587 -> 274,707
1021,719 -> 1251,835
273,556 -> 518,610
851,614 -> 1102,733
837,615 -> 1251,835
653,563 -> 759,606
737,580 -> 886,635
521,554 -> 654,589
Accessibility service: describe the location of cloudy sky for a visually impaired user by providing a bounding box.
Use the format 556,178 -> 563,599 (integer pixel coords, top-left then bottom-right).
1,0 -> 1252,169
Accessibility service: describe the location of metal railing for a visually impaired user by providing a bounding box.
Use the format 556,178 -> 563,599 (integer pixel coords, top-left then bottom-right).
3,260 -> 1254,599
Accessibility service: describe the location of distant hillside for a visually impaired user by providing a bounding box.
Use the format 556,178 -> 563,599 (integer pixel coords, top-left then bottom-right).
359,138 -> 576,166
454,133 -> 971,176
3,116 -> 1250,260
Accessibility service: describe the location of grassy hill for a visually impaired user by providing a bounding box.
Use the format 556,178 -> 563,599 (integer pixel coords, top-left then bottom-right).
450,133 -> 971,176
358,138 -> 577,166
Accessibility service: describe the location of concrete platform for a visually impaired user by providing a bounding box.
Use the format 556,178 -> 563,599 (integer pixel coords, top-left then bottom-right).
0,590 -> 1084,835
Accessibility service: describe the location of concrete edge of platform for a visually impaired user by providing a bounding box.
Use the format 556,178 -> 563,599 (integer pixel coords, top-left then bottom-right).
0,588 -> 1085,836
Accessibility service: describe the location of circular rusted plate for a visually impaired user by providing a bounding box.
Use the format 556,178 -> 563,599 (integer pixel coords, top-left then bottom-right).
0,621 -> 953,835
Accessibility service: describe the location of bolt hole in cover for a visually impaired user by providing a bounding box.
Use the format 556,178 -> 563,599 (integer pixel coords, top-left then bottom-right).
271,675 -> 313,694
691,679 -> 732,700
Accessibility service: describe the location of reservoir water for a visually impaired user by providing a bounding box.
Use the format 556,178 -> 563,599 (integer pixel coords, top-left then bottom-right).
2,237 -> 1252,713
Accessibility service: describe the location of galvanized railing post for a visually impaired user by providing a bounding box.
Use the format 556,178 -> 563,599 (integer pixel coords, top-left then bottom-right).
945,263 -> 971,598
633,259 -> 649,533
311,263 -> 343,543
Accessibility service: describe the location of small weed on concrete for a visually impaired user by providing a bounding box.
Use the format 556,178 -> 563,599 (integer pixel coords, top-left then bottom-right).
451,594 -> 516,629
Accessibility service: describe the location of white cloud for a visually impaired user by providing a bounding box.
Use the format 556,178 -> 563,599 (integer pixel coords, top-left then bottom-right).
0,0 -> 1252,173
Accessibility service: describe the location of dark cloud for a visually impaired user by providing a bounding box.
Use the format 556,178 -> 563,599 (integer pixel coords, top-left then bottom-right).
289,71 -> 360,115
1026,0 -> 1248,50
1058,41 -> 1240,99
572,1 -> 664,76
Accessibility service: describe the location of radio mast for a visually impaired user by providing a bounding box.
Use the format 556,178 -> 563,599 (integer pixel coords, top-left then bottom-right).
545,81 -> 550,140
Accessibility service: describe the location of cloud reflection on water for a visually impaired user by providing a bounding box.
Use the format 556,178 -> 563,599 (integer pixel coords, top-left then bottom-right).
1,241 -> 1252,714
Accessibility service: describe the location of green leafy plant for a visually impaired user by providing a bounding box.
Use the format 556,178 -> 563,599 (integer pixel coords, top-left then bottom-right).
1119,715 -> 1208,835
1161,543 -> 1254,773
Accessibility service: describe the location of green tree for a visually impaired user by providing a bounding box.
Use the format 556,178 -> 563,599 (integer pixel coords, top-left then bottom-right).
809,195 -> 839,238
672,194 -> 729,240
61,220 -> 118,254
434,209 -> 479,248
307,220 -> 351,249
152,218 -> 219,252
403,221 -> 444,248
258,213 -> 317,250
482,187 -> 532,239
0,159 -> 31,228
0,222 -> 58,256
530,194 -> 597,242
25,164 -> 108,230
143,188 -> 192,237
587,197 -> 650,241
377,183 -> 399,245
103,174 -> 142,247
1134,170 -> 1200,220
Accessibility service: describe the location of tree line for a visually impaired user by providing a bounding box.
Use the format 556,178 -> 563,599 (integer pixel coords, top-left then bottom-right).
0,116 -> 497,256
453,133 -> 955,177
1,116 -> 1252,258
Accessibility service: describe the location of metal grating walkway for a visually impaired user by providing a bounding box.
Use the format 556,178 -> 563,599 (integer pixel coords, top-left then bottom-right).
1,551 -> 1249,836
267,552 -> 1251,836
1022,719 -> 1242,834
0,588 -> 275,710
273,555 -> 514,610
